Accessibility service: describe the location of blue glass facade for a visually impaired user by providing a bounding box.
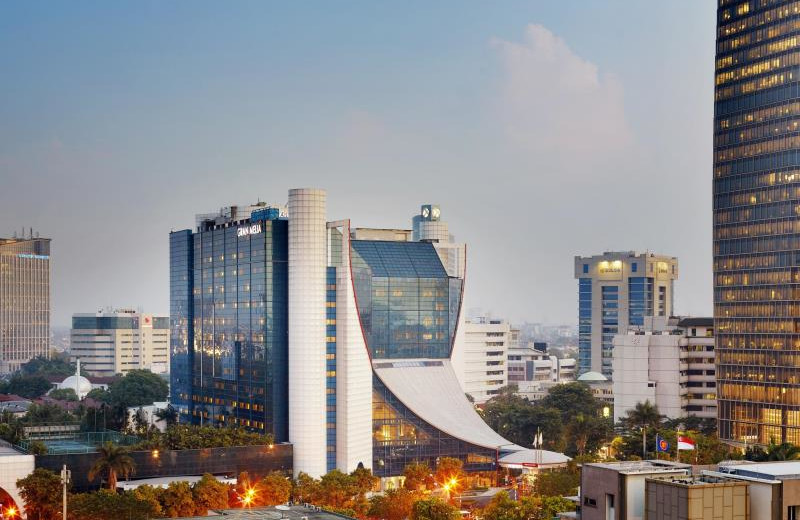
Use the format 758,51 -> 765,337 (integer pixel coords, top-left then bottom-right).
326,266 -> 337,472
350,241 -> 461,359
169,217 -> 289,442
578,278 -> 592,374
600,285 -> 618,377
628,277 -> 654,327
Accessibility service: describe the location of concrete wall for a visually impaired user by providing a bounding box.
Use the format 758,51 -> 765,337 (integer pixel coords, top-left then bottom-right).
645,479 -> 748,520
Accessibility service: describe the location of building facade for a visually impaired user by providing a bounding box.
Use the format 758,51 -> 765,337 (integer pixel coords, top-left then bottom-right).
612,317 -> 717,423
70,309 -> 169,377
0,236 -> 51,374
451,317 -> 510,404
713,0 -> 800,446
575,251 -> 679,379
170,192 -> 527,481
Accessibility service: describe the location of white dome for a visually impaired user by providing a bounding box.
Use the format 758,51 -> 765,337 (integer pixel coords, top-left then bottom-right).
59,375 -> 93,396
577,371 -> 608,382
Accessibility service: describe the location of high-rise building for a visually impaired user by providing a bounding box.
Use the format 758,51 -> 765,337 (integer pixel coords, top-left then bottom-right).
0,236 -> 51,374
70,309 -> 169,377
612,316 -> 716,423
451,317 -> 510,404
574,252 -> 678,379
170,192 -> 534,482
713,0 -> 800,445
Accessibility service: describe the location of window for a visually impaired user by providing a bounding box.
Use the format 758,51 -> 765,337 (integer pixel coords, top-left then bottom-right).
583,264 -> 589,274
789,506 -> 798,520
631,262 -> 637,273
583,497 -> 596,507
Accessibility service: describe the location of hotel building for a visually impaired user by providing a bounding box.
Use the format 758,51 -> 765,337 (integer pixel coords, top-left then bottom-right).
0,236 -> 51,374
170,191 -> 530,480
713,0 -> 800,445
574,251 -> 679,379
451,317 -> 510,404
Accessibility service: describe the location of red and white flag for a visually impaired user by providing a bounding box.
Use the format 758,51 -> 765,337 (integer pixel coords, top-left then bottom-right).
677,436 -> 695,451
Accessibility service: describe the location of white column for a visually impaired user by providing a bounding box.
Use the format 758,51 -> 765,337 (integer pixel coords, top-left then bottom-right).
288,188 -> 328,478
336,223 -> 373,472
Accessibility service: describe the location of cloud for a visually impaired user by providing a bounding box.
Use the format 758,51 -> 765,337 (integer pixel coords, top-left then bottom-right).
490,24 -> 632,160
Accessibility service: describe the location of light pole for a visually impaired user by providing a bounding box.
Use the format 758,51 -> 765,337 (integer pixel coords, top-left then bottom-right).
60,465 -> 70,520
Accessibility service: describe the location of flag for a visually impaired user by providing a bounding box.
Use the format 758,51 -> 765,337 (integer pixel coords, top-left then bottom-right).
677,435 -> 695,451
537,431 -> 543,448
655,434 -> 670,453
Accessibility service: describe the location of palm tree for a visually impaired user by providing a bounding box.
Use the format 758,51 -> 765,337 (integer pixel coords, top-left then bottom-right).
88,442 -> 136,490
623,401 -> 663,458
765,441 -> 800,461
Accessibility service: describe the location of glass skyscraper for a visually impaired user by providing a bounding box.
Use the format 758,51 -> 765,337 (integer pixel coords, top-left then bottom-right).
171,194 -> 528,482
169,206 -> 289,442
714,0 -> 800,445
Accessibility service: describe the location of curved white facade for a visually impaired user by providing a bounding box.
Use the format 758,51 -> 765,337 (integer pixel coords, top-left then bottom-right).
288,188 -> 328,478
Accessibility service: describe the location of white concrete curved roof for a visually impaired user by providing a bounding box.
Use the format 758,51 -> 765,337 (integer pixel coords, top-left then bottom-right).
577,371 -> 607,382
498,448 -> 570,467
60,375 -> 92,394
373,359 -> 523,451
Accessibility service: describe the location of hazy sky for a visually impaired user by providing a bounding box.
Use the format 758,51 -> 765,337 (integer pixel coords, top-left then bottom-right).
0,1 -> 716,327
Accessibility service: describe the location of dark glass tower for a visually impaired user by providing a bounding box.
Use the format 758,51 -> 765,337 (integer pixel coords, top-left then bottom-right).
714,0 -> 800,445
169,208 -> 289,442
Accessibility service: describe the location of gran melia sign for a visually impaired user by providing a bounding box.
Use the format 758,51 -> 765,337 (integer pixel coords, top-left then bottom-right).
237,223 -> 262,237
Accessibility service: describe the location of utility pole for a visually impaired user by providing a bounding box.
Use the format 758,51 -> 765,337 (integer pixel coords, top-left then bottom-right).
60,464 -> 70,520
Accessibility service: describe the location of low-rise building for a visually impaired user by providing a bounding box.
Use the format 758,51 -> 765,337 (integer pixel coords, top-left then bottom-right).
645,475 -> 749,520
708,462 -> 800,520
70,309 -> 169,376
612,317 -> 716,423
580,460 -> 691,520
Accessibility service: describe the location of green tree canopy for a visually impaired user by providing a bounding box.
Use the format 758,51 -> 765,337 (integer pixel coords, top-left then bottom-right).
17,468 -> 63,520
411,497 -> 460,520
161,481 -> 198,517
69,489 -> 159,520
192,473 -> 230,514
5,374 -> 52,399
257,472 -> 292,506
48,388 -> 78,401
403,462 -> 434,490
109,369 -> 169,408
20,356 -> 76,378
368,488 -> 421,520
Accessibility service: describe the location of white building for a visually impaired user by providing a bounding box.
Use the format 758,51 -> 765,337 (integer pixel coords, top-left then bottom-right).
452,317 -> 510,403
612,317 -> 716,423
70,309 -> 169,377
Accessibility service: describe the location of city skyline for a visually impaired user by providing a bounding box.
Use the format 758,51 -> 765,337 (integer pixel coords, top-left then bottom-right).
0,2 -> 716,327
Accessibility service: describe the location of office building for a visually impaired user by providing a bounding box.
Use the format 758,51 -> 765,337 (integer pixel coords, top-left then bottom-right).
713,0 -> 800,446
0,235 -> 51,374
612,317 -> 716,422
507,346 -> 576,384
575,251 -> 679,379
451,317 -> 510,404
70,309 -> 169,377
170,191 -> 542,481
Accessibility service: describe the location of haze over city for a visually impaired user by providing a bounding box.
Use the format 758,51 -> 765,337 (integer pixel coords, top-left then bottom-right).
0,1 -> 715,327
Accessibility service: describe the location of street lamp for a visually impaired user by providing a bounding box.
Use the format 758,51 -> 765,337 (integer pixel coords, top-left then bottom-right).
60,465 -> 70,520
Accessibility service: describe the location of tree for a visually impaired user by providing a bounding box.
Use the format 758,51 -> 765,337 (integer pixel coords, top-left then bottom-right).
161,481 -> 198,517
48,388 -> 78,401
86,387 -> 112,403
23,403 -> 75,425
533,465 -> 580,497
69,489 -> 159,520
368,488 -> 420,520
154,404 -> 179,426
478,491 -> 521,520
88,442 -> 136,490
293,472 -> 320,503
193,473 -> 229,513
434,457 -> 464,488
539,382 -> 601,421
258,472 -> 292,505
109,369 -> 168,408
132,485 -> 165,517
17,468 -> 63,520
565,413 -> 612,457
620,401 -> 663,458
6,374 -> 52,399
411,497 -> 460,520
748,441 -> 800,461
403,462 -> 434,491
21,356 -> 76,378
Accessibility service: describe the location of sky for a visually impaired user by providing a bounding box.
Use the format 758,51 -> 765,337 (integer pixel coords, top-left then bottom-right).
0,1 -> 717,327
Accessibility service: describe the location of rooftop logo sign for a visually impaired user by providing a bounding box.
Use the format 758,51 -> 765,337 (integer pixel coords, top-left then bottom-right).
237,223 -> 262,237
